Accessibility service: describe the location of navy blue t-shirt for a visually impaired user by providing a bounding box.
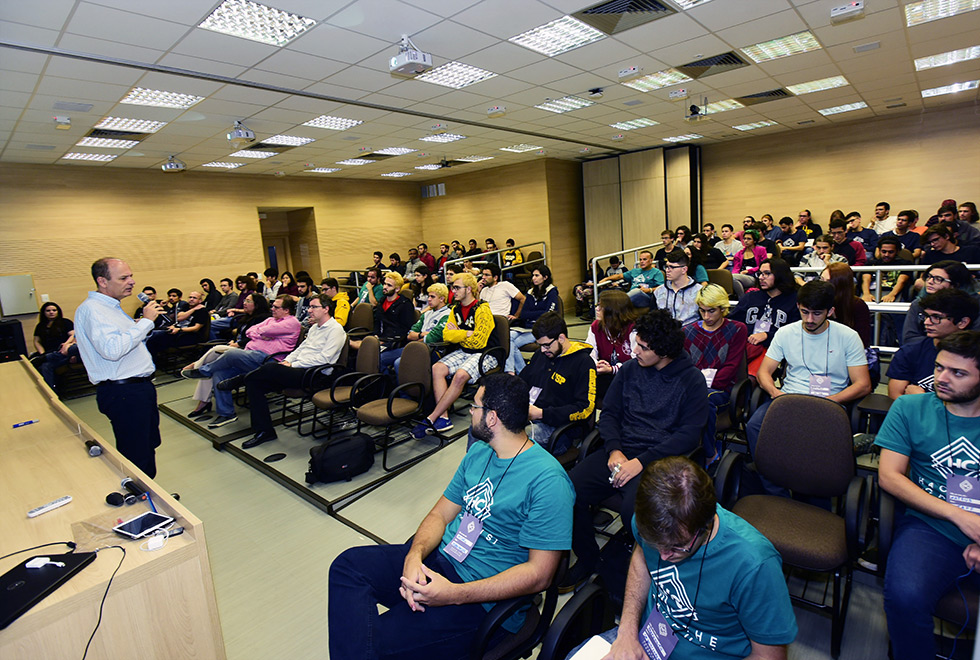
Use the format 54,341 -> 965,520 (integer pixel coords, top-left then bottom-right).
886,338 -> 937,391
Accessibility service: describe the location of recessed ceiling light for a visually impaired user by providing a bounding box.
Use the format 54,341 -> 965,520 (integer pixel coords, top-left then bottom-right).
921,79 -> 980,97
662,134 -> 703,142
202,161 -> 245,168
457,155 -> 494,162
499,144 -> 542,153
420,133 -> 466,143
304,167 -> 340,173
229,150 -> 276,158
198,0 -> 316,46
94,117 -> 167,132
415,62 -> 497,89
415,164 -> 442,170
336,158 -> 376,165
818,101 -> 869,115
741,31 -> 822,63
381,172 -> 412,178
121,87 -> 204,109
61,152 -> 117,161
508,15 -> 605,57
76,137 -> 140,148
535,96 -> 594,113
622,69 -> 692,92
704,99 -> 744,113
786,75 -> 850,95
373,147 -> 418,155
610,118 -> 660,130
915,46 -> 980,71
905,0 -> 980,27
733,120 -> 778,131
303,115 -> 363,130
263,134 -> 315,146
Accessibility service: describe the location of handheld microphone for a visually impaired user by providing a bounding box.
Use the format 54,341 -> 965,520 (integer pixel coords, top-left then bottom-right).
137,292 -> 151,304
85,440 -> 102,457
121,477 -> 147,500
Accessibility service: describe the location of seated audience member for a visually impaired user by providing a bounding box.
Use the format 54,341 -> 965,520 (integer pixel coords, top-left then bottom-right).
159,287 -> 189,320
388,253 -> 406,276
412,273 -> 497,437
146,290 -> 209,364
199,278 -> 221,311
920,223 -> 980,268
501,238 -> 524,278
653,230 -> 677,270
796,208 -> 824,240
683,284 -> 748,465
417,242 -> 436,272
212,278 -> 238,317
450,240 -> 464,261
355,267 -> 383,306
702,222 -> 719,245
239,295 -> 347,448
937,203 -> 980,248
515,312 -> 596,454
961,201 -> 979,224
184,295 -> 300,428
887,290 -> 979,399
653,249 -> 701,326
762,213 -> 781,241
479,262 -> 525,319
444,263 -> 465,302
797,234 -> 847,285
829,219 -> 867,266
682,244 -> 710,284
294,276 -> 316,326
734,215 -> 755,242
484,237 -> 500,265
574,257 -> 624,319
464,238 -> 482,258
880,210 -> 922,260
845,211 -> 878,255
674,225 -> 692,249
731,229 -> 767,293
403,247 -> 423,279
409,266 -> 435,310
318,278 -> 349,328
692,232 -> 729,270
586,289 -> 639,402
328,374 -> 573,660
30,302 -> 80,392
773,216 -> 808,266
862,236 -> 912,302
506,265 -> 560,373
210,275 -> 255,340
748,280 -> 871,493
295,271 -> 316,292
350,271 -> 413,354
870,201 -> 895,234
365,250 -> 383,275
590,456 -> 797,660
821,262 -> 872,348
598,250 -> 664,309
875,330 -> 980,660
752,221 -> 778,259
261,268 -> 281,301
279,271 -> 299,297
715,223 -> 743,268
134,286 -> 165,327
903,261 -> 980,344
436,242 -> 451,275
564,309 -> 708,588
385,283 -> 452,376
728,258 -> 800,376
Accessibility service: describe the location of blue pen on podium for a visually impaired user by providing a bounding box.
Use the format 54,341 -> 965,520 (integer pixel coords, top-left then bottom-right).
13,419 -> 40,429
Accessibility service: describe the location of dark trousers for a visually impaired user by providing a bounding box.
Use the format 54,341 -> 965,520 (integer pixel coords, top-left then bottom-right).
569,450 -> 641,574
328,542 -> 492,660
244,362 -> 312,433
96,379 -> 160,478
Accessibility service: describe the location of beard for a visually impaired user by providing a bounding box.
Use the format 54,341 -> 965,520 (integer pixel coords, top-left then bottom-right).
471,416 -> 492,443
936,380 -> 980,405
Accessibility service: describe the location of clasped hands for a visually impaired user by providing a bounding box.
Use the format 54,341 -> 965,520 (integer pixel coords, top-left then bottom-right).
400,557 -> 457,612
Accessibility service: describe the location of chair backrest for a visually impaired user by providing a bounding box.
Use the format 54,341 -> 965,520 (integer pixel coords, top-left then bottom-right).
398,341 -> 432,395
492,315 -> 511,354
555,295 -> 564,318
356,335 -> 381,374
336,336 -> 350,367
756,394 -> 855,497
347,303 -> 374,332
897,248 -> 913,262
706,268 -> 734,296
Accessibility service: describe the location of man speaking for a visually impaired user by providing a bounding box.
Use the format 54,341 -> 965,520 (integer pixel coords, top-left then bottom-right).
75,257 -> 163,477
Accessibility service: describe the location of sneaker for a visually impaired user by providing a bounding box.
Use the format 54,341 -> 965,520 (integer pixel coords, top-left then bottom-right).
857,547 -> 879,572
180,367 -> 205,379
411,420 -> 433,439
207,415 -> 238,429
431,417 -> 454,433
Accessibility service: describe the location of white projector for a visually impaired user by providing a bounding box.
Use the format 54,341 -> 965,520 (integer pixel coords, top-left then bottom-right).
390,50 -> 433,75
161,156 -> 186,173
227,122 -> 255,149
831,1 -> 864,24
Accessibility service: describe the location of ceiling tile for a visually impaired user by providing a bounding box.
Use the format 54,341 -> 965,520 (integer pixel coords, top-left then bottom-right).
715,10 -> 809,49
173,29 -> 279,68
289,23 -> 390,63
156,53 -> 250,79
3,0 -> 76,30
325,0 -> 441,41
0,21 -> 61,46
56,33 -> 166,62
811,7 -> 903,48
410,20 -> 500,61
81,0 -> 213,25
66,3 -> 191,51
452,0 -> 561,40
399,0 -> 482,18
507,58 -> 583,86
613,13 -> 709,52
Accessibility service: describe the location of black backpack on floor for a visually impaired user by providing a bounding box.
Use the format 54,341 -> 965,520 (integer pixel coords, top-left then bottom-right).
305,433 -> 375,484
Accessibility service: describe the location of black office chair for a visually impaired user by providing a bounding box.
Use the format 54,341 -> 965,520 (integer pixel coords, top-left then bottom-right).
536,580 -> 616,660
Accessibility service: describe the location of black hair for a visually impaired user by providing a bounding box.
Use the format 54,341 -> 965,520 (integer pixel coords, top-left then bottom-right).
923,224 -> 954,242
877,236 -> 903,251
483,262 -> 501,279
247,271 -> 259,279
665,249 -> 688,268
877,201 -> 890,211
296,270 -> 310,279
829,218 -> 847,231
845,211 -> 861,221
264,267 -> 278,278
921,289 -> 980,326
721,224 -> 734,231
220,278 -> 232,287
506,238 -> 515,246
418,242 -> 428,250
531,311 -> 567,341
703,223 -> 715,231
762,258 -> 798,293
298,275 -> 315,288
634,308 -> 684,359
38,302 -> 67,337
415,265 -> 430,276
167,288 -> 182,297
937,331 -> 980,371
200,278 -> 216,290
316,293 -> 337,317
373,251 -> 383,259
142,285 -> 156,294
245,292 -> 271,319
480,373 -> 530,434
778,216 -> 793,226
927,261 -> 973,290
389,253 -> 401,262
797,280 -> 836,311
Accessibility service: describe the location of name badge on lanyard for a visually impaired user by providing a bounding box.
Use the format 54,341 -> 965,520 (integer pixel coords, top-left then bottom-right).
755,319 -> 771,334
947,475 -> 980,515
809,374 -> 831,397
639,608 -> 678,660
701,368 -> 717,388
444,512 -> 483,563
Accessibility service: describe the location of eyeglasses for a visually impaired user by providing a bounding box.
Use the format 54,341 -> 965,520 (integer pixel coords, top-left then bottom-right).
664,263 -> 685,271
919,312 -> 950,324
308,304 -> 323,309
925,274 -> 952,285
757,270 -> 773,278
663,527 -> 706,556
451,285 -> 466,291
272,304 -> 283,309
468,404 -> 484,411
536,337 -> 559,350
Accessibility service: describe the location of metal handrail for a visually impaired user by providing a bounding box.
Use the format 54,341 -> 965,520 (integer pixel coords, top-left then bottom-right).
440,241 -> 547,283
589,242 -> 665,308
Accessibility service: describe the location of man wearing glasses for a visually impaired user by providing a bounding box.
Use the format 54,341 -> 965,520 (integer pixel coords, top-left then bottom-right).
920,224 -> 980,267
588,457 -> 796,660
903,261 -> 980,344
652,250 -> 701,326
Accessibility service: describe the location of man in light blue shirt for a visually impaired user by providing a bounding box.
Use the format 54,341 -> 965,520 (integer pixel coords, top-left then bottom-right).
75,257 -> 164,477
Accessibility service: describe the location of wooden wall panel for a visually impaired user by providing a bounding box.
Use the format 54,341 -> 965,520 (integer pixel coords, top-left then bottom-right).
287,208 -> 322,282
665,147 -> 692,231
701,104 -> 980,228
583,158 -> 623,260
544,159 -> 586,307
620,149 -> 666,249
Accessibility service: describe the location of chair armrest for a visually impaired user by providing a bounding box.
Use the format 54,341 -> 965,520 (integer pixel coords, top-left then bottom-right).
537,583 -> 609,660
844,475 -> 869,561
387,382 -> 424,419
747,385 -> 770,421
714,450 -> 745,509
350,373 -> 388,407
478,346 -> 507,376
469,594 -> 536,660
330,370 -> 368,403
579,429 -> 603,460
729,378 -> 754,429
878,490 -> 897,571
346,326 -> 372,339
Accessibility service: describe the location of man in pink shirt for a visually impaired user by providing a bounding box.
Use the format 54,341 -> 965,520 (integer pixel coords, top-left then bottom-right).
182,295 -> 301,428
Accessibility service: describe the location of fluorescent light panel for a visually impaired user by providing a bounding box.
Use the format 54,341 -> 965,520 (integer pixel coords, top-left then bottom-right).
662,134 -> 703,142
61,152 -> 117,161
305,167 -> 340,173
94,117 -> 167,133
818,101 -> 868,115
381,172 -> 412,178
534,96 -> 594,113
303,115 -> 363,130
704,99 -> 744,113
457,155 -> 494,162
499,144 -> 542,153
921,80 -> 979,97
733,120 -> 778,131
905,0 -> 980,27
786,75 -> 850,95
419,133 -> 466,143
121,87 -> 203,109
229,150 -> 276,158
76,137 -> 140,148
198,0 -> 316,46
622,69 -> 692,92
610,118 -> 659,130
373,147 -> 418,155
508,16 -> 605,57
202,161 -> 245,168
415,164 -> 442,170
741,31 -> 822,63
263,135 -> 315,146
415,62 -> 497,89
336,158 -> 375,165
915,46 -> 980,70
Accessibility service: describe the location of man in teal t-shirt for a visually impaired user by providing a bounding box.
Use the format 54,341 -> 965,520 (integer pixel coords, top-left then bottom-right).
598,250 -> 664,309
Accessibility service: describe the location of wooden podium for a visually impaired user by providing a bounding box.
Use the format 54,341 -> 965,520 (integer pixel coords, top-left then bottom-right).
0,359 -> 225,659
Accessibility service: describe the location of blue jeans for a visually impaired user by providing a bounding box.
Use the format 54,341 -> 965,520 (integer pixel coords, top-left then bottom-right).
328,541 -> 493,660
33,346 -> 80,391
627,288 -> 654,308
506,329 -> 535,373
209,315 -> 236,340
200,348 -> 270,417
884,514 -> 979,660
704,389 -> 730,460
380,346 -> 404,375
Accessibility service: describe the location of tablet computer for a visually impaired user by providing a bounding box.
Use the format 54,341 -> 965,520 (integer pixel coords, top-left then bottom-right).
112,511 -> 174,539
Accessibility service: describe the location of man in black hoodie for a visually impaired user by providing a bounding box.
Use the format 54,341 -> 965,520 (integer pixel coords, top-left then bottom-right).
563,309 -> 708,588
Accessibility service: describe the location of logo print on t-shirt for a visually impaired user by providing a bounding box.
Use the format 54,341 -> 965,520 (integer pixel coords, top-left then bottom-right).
651,565 -> 700,623
463,478 -> 494,522
931,436 -> 980,478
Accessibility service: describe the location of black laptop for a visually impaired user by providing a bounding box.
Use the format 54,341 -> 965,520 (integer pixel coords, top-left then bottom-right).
0,551 -> 97,629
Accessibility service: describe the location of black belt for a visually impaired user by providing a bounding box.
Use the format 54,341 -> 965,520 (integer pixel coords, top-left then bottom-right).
98,376 -> 153,386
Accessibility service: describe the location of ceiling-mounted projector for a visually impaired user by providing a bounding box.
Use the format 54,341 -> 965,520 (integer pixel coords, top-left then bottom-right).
389,34 -> 433,75
227,120 -> 255,149
161,155 -> 186,173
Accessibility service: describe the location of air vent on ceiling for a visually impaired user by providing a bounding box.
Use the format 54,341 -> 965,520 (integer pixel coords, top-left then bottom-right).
362,152 -> 397,161
85,128 -> 149,141
736,88 -> 792,106
248,142 -> 295,153
25,144 -> 56,150
675,52 -> 750,79
573,0 -> 676,35
53,101 -> 94,113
